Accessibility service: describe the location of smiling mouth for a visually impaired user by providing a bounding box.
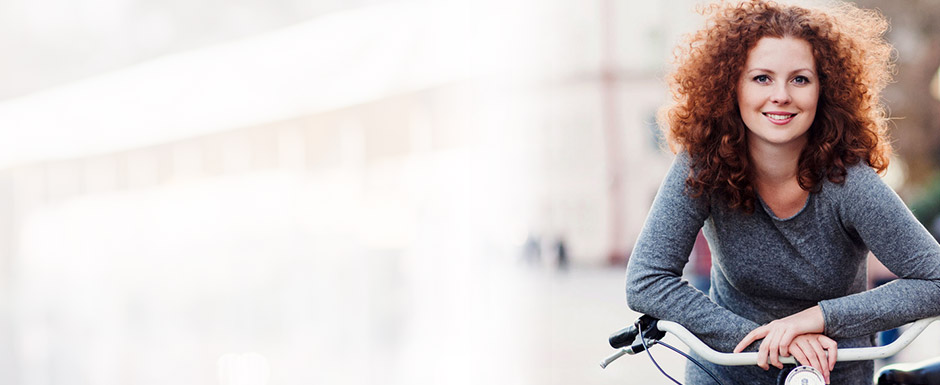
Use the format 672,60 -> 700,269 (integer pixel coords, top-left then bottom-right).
763,112 -> 797,120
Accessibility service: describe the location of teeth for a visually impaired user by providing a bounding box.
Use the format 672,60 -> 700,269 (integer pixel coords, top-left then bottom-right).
765,113 -> 794,120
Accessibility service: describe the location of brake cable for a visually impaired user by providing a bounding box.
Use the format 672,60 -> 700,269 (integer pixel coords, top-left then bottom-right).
636,318 -> 726,385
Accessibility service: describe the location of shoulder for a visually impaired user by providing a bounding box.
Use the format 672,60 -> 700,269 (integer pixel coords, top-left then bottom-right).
673,151 -> 694,170
659,151 -> 712,213
645,151 -> 709,213
660,151 -> 695,194
822,161 -> 883,192
819,161 -> 897,207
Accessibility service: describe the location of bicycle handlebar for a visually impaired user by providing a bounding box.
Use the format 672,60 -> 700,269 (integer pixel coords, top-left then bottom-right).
600,316 -> 940,369
608,324 -> 639,349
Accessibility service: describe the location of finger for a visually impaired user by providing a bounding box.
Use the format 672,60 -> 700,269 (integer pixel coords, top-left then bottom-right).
735,327 -> 767,353
800,338 -> 825,381
778,329 -> 797,359
760,329 -> 774,370
818,336 -> 837,371
789,342 -> 809,367
734,333 -> 753,353
767,330 -> 783,369
807,338 -> 831,383
757,335 -> 771,370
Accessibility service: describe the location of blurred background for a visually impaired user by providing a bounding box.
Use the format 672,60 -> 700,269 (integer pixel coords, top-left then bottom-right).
0,0 -> 938,384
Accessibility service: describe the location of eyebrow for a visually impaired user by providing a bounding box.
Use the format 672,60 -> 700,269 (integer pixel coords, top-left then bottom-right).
746,68 -> 817,76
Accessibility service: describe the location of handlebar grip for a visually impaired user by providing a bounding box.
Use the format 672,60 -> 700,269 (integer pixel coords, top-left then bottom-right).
608,325 -> 639,349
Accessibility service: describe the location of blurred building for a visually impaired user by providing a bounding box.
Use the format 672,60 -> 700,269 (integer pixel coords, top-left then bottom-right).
0,0 -> 710,384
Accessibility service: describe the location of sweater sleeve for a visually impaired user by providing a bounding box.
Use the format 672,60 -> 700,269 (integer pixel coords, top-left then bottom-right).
626,153 -> 761,352
818,166 -> 940,338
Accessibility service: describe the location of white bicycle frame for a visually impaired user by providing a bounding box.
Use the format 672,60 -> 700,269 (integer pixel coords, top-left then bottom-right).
600,316 -> 940,369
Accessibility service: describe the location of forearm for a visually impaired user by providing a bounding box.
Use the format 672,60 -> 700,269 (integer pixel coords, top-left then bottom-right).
627,262 -> 761,352
819,278 -> 940,338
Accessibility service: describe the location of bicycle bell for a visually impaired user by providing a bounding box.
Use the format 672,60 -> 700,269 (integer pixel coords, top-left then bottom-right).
784,365 -> 825,385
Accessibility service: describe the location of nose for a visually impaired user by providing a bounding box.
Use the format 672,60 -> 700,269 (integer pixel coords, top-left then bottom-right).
771,84 -> 791,105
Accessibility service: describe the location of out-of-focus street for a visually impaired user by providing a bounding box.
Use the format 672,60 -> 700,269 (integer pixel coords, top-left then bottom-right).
381,258 -> 690,385
502,265 -> 687,385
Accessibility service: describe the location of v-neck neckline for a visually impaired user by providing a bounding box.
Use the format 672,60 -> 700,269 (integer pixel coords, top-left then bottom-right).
757,192 -> 811,221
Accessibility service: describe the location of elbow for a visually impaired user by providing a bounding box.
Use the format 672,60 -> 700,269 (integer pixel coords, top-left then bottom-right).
625,288 -> 648,314
626,287 -> 657,316
625,270 -> 654,314
625,251 -> 679,316
626,261 -> 680,317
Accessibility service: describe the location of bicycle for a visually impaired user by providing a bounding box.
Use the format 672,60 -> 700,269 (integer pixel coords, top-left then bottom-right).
600,314 -> 940,385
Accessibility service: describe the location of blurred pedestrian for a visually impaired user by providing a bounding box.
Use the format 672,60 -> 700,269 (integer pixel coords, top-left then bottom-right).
523,233 -> 541,266
555,237 -> 568,270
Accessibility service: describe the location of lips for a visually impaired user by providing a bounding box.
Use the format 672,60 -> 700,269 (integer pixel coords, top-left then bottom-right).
762,112 -> 797,125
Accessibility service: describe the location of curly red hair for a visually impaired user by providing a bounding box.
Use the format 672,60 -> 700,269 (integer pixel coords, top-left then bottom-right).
660,0 -> 894,212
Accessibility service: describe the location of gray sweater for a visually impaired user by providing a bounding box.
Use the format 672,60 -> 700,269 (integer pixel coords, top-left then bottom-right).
625,153 -> 940,384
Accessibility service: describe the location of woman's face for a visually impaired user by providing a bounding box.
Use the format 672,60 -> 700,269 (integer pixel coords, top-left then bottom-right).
737,37 -> 820,152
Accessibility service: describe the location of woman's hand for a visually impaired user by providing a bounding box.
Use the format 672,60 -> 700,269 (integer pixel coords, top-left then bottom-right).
732,306 -> 826,370
788,334 -> 837,384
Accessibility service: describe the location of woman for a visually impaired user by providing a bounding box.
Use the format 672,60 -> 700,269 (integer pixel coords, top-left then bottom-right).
625,1 -> 940,384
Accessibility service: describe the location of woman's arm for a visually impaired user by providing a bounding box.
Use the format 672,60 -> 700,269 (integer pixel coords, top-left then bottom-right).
626,153 -> 761,352
819,165 -> 940,338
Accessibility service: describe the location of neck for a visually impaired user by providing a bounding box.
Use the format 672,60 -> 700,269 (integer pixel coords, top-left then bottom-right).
749,137 -> 806,185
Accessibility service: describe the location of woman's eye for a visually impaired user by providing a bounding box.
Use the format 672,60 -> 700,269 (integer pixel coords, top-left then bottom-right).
792,76 -> 810,85
753,75 -> 770,83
